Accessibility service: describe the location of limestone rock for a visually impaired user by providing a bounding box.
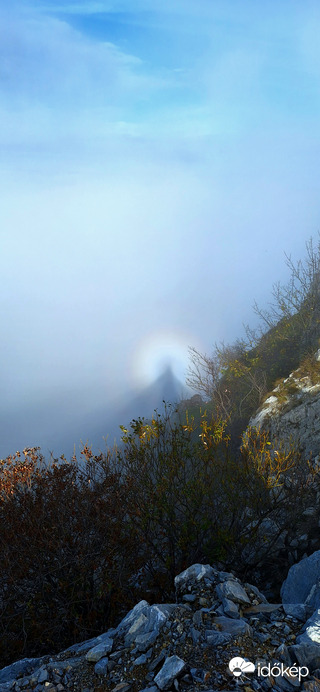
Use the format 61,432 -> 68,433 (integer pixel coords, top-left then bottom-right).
154,655 -> 187,690
281,550 -> 320,613
297,609 -> 320,645
216,579 -> 251,605
85,638 -> 113,662
1,561 -> 320,691
174,564 -> 216,592
249,354 -> 320,461
289,643 -> 320,671
0,658 -> 45,684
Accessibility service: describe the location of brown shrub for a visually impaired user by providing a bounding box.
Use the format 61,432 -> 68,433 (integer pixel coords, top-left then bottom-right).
0,446 -> 138,666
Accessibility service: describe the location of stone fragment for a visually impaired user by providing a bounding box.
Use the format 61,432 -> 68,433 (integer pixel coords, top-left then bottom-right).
245,583 -> 268,603
274,673 -> 299,690
86,639 -> 113,662
297,609 -> 320,645
190,667 -> 210,683
222,597 -> 240,619
125,604 -> 173,648
125,614 -> 148,642
276,643 -> 292,665
289,643 -> 320,672
63,637 -> 102,655
283,603 -> 307,621
116,600 -> 149,635
133,650 -> 152,666
47,658 -> 81,673
281,551 -> 320,612
212,616 -> 252,637
191,627 -> 201,644
255,632 -> 271,643
205,630 -> 232,645
174,564 -> 216,592
94,657 -> 109,675
37,668 -> 49,683
216,580 -> 251,605
154,655 -> 187,690
148,650 -> 167,672
182,594 -> 196,602
63,628 -> 116,655
0,658 -> 44,684
134,631 -> 159,652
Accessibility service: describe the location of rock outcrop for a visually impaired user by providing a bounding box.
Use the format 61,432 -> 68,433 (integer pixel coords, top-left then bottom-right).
249,350 -> 320,462
2,560 -> 320,692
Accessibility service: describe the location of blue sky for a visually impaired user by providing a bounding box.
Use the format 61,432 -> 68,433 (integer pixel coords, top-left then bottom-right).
1,0 -> 320,457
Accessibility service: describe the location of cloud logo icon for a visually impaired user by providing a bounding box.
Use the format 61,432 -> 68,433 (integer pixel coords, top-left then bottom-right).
229,657 -> 256,677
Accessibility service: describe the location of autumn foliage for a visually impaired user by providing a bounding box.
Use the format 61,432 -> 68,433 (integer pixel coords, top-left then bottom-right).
0,411 -> 319,667
0,446 -> 135,665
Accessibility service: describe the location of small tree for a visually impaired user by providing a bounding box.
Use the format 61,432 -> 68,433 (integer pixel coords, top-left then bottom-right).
187,341 -> 267,439
252,236 -> 320,337
187,236 -> 320,436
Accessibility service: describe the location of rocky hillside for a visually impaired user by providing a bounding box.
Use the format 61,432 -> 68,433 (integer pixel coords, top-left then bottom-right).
4,242 -> 320,691
249,349 -> 320,463
2,557 -> 320,692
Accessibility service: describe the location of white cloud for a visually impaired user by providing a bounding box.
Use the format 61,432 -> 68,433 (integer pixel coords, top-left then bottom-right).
0,11 -> 150,108
35,1 -> 115,13
0,7 -> 176,164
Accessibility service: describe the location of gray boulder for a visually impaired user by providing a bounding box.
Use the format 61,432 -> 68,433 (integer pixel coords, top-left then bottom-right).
211,616 -> 252,637
154,655 -> 187,690
124,603 -> 175,648
216,579 -> 251,605
63,628 -> 116,655
281,551 -> 320,614
94,657 -> 109,675
85,638 -> 113,662
289,643 -> 320,672
205,631 -> 232,646
282,602 -> 307,621
0,658 -> 44,684
297,608 -> 320,645
244,583 -> 268,603
221,597 -> 240,619
117,600 -> 149,635
174,564 -> 216,591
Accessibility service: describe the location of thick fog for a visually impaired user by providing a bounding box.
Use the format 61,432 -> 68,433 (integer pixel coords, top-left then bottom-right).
1,0 -> 320,458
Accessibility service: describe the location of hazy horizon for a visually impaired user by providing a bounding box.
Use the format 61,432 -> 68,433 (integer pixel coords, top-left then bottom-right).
2,0 -> 320,458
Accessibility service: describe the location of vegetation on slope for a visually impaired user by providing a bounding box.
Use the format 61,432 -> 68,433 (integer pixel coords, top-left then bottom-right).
2,237 -> 320,666
187,236 -> 320,442
0,411 -> 319,667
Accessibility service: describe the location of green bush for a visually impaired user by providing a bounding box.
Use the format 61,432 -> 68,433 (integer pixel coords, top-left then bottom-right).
118,409 -> 318,583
